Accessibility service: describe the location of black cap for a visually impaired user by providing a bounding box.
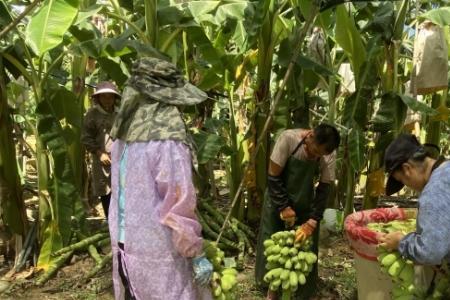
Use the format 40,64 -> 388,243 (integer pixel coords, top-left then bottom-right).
384,134 -> 426,195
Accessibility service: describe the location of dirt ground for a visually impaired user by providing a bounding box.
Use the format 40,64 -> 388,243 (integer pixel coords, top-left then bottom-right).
0,229 -> 357,300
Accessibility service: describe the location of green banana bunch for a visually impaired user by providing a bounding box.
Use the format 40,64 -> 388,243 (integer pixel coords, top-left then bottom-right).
204,240 -> 238,300
372,219 -> 450,300
377,247 -> 420,299
427,275 -> 450,300
367,219 -> 416,235
263,230 -> 318,299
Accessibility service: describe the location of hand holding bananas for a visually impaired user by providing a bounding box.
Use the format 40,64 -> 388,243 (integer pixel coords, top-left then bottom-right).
373,218 -> 450,299
295,219 -> 317,243
378,231 -> 405,251
280,207 -> 296,228
203,241 -> 238,299
193,254 -> 214,286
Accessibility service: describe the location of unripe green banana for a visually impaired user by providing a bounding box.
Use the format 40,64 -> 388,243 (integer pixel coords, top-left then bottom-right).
264,239 -> 275,248
271,245 -> 281,254
280,269 -> 290,281
213,285 -> 222,297
297,272 -> 306,285
388,259 -> 405,277
302,261 -> 309,273
305,252 -> 317,265
270,279 -> 281,291
398,264 -> 414,284
381,253 -> 399,268
286,237 -> 294,246
285,259 -> 293,270
281,247 -> 290,256
289,248 -> 298,256
268,254 -> 281,263
297,251 -> 306,260
222,268 -> 238,277
282,279 -> 290,290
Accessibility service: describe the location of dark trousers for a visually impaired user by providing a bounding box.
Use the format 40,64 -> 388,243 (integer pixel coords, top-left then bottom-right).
118,243 -> 135,300
100,193 -> 111,219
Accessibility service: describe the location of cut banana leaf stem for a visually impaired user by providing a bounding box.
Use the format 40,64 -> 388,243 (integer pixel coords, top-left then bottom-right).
96,238 -> 111,248
35,250 -> 74,286
76,232 -> 102,265
200,201 -> 255,239
84,252 -> 113,281
52,233 -> 109,257
199,201 -> 225,224
197,213 -> 239,250
200,211 -> 236,241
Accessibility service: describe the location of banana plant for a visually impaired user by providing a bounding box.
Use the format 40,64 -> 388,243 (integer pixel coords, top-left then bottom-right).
0,0 -> 82,271
362,0 -> 442,208
0,57 -> 28,238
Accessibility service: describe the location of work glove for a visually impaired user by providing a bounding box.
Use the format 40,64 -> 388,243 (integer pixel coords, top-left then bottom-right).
192,253 -> 213,286
280,206 -> 296,228
295,219 -> 317,243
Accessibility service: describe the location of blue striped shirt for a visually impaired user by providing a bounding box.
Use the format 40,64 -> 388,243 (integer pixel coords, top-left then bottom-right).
399,161 -> 450,265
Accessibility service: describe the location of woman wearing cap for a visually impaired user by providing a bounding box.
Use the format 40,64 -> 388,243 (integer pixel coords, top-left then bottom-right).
379,134 -> 450,267
82,81 -> 121,218
108,57 -> 212,299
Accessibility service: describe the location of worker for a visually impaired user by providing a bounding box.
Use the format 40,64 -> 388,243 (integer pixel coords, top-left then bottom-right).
255,124 -> 340,300
108,57 -> 213,300
82,81 -> 121,219
379,134 -> 450,266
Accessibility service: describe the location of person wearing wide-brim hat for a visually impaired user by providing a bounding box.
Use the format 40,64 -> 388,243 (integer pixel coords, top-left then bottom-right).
378,134 -> 450,267
108,57 -> 213,300
82,81 -> 121,219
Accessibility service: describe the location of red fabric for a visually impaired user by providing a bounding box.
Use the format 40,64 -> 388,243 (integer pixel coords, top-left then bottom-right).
344,208 -> 413,260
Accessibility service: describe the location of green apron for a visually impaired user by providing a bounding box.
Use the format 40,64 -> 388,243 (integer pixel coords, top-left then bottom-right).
255,141 -> 320,299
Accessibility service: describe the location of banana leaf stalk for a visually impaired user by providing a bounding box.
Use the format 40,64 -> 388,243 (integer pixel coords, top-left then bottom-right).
76,232 -> 102,265
84,252 -> 113,281
200,201 -> 255,239
35,250 -> 74,286
96,238 -> 111,248
200,211 -> 236,241
197,213 -> 239,250
51,232 -> 109,257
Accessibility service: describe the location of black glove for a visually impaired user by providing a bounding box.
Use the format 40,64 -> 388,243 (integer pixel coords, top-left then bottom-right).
309,182 -> 331,221
267,174 -> 289,211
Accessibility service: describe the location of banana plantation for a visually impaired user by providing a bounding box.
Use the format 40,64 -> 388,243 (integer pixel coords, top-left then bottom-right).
0,0 -> 450,299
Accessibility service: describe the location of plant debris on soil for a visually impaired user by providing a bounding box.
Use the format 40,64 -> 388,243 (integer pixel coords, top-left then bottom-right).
0,229 -> 357,300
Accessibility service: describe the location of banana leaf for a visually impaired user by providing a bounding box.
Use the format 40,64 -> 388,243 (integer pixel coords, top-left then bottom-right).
36,86 -> 81,251
420,7 -> 450,27
26,0 -> 79,56
347,123 -> 366,172
0,59 -> 26,236
192,131 -> 227,165
0,0 -> 12,28
335,4 -> 366,84
371,92 -> 407,133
